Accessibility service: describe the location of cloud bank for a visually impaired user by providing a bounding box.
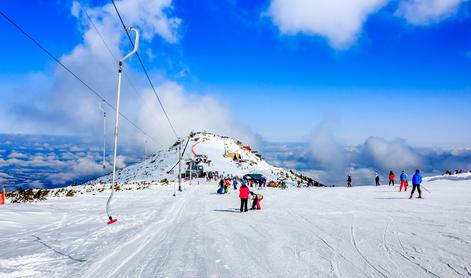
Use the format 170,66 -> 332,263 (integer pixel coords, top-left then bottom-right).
266,0 -> 387,48
266,0 -> 469,48
396,0 -> 468,25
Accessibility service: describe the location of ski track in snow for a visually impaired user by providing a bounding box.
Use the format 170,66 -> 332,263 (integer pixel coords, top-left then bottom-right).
2,177 -> 471,277
350,216 -> 388,278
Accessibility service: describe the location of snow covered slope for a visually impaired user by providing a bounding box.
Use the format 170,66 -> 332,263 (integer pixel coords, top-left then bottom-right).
1,177 -> 471,277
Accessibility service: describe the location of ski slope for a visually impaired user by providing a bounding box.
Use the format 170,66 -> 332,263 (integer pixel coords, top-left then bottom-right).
1,177 -> 471,277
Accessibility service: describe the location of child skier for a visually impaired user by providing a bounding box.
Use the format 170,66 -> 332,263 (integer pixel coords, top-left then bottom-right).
239,183 -> 250,212
400,171 -> 408,192
233,179 -> 238,190
389,171 -> 395,186
250,191 -> 264,210
410,169 -> 422,199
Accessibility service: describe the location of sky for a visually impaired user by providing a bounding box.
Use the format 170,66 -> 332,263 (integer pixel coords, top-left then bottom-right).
0,0 -> 471,187
1,0 -> 471,146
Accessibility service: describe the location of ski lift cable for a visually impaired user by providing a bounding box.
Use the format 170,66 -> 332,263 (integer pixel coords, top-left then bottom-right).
82,6 -> 166,149
110,0 -> 179,140
0,10 -> 158,145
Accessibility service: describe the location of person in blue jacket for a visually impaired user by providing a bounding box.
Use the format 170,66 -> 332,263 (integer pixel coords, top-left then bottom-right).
400,171 -> 408,192
410,169 -> 422,199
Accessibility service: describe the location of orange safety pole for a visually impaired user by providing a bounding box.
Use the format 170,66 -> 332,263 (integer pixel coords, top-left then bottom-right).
1,186 -> 5,205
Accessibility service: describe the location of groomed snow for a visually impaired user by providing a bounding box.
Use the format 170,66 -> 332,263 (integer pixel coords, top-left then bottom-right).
1,178 -> 471,277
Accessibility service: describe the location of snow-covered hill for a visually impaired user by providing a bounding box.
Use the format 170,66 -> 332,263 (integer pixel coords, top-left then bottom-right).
91,131 -> 317,185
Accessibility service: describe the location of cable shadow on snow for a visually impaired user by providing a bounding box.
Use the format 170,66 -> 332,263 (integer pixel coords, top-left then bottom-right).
32,235 -> 86,262
213,209 -> 241,213
375,197 -> 409,200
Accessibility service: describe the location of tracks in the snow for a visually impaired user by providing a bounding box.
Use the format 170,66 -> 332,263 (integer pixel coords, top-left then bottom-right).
392,223 -> 440,278
350,217 -> 388,278
82,189 -> 192,278
286,209 -> 369,278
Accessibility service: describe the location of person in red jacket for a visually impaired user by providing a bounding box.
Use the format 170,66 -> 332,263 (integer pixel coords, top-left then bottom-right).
388,171 -> 395,186
239,183 -> 250,212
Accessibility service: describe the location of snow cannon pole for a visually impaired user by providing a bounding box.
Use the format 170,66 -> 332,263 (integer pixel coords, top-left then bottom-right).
106,26 -> 140,225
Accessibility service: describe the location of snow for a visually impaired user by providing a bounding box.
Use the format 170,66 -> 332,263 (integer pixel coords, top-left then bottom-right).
86,132 -> 308,187
1,178 -> 471,277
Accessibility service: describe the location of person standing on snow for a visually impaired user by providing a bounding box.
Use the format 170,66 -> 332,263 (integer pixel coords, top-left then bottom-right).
388,171 -> 395,186
218,179 -> 225,194
347,175 -> 352,187
410,169 -> 422,199
239,183 -> 250,212
233,179 -> 238,190
375,173 -> 380,186
400,171 -> 408,192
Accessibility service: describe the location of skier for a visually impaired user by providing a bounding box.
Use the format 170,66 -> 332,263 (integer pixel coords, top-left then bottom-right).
399,171 -> 408,192
410,169 -> 422,199
281,180 -> 287,189
233,179 -> 238,190
239,183 -> 250,212
388,171 -> 395,186
218,179 -> 225,194
347,175 -> 352,187
250,191 -> 264,210
375,173 -> 380,186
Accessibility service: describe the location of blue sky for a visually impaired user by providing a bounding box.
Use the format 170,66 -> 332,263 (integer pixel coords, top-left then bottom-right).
1,0 -> 471,149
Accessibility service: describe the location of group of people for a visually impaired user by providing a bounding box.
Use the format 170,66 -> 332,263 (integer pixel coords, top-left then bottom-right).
349,169 -> 424,199
216,177 -> 265,212
444,169 -> 469,175
239,182 -> 264,212
217,178 -> 239,194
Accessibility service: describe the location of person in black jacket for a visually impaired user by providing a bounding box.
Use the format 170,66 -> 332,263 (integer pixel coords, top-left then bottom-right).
347,175 -> 352,187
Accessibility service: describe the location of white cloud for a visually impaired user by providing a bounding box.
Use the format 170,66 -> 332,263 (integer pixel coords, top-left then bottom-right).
266,0 -> 469,48
266,0 -> 387,48
360,136 -> 423,171
309,117 -> 345,171
48,157 -> 112,185
8,151 -> 29,159
0,172 -> 13,183
138,82 -> 260,148
396,0 -> 467,25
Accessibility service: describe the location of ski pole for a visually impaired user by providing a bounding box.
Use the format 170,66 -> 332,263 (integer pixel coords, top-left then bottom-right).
421,185 -> 431,194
